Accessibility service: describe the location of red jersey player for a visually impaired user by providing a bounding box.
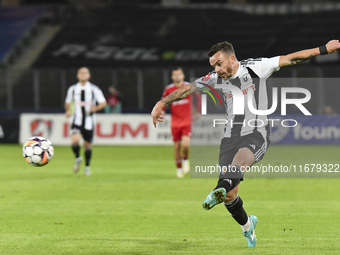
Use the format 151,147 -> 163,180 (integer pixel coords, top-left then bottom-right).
162,67 -> 200,178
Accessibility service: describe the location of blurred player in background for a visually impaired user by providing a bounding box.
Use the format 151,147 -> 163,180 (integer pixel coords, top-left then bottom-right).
65,67 -> 107,176
162,67 -> 200,178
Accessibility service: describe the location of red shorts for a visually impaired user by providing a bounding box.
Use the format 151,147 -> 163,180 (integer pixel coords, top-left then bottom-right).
171,126 -> 191,142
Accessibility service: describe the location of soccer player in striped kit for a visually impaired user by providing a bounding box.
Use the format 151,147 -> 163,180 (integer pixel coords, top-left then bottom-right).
65,67 -> 107,176
152,40 -> 340,247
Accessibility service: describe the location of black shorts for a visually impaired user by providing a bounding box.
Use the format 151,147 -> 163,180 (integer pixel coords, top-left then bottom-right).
71,124 -> 93,143
215,131 -> 269,189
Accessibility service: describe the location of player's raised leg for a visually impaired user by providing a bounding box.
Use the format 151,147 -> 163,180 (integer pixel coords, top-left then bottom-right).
181,135 -> 190,175
71,130 -> 82,173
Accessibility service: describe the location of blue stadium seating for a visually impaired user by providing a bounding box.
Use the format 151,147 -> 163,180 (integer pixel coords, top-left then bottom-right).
0,6 -> 45,64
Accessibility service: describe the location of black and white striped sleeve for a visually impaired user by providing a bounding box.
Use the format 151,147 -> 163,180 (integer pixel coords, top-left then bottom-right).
245,56 -> 280,79
93,86 -> 106,104
65,85 -> 75,104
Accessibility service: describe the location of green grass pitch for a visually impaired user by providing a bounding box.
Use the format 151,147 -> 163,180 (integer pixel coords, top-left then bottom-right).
0,144 -> 339,254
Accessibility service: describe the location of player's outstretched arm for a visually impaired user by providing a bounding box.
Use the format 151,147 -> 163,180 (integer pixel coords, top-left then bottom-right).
151,82 -> 198,127
279,40 -> 340,67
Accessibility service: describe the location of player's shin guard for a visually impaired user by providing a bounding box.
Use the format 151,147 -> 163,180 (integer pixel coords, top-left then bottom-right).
85,148 -> 92,167
72,144 -> 80,158
224,195 -> 248,225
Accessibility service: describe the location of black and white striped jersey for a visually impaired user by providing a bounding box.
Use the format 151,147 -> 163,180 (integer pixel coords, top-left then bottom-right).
65,82 -> 106,130
195,56 -> 280,140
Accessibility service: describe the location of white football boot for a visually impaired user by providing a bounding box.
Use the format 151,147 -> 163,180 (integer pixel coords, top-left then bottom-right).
73,156 -> 83,173
182,160 -> 190,175
84,166 -> 91,176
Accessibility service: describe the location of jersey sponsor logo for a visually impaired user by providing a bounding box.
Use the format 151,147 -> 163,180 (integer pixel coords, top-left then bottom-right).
172,98 -> 190,106
75,101 -> 92,106
225,92 -> 233,99
249,144 -> 256,150
224,84 -> 256,98
242,84 -> 256,95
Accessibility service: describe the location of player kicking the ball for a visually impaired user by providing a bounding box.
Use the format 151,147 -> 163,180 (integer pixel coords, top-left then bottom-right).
161,67 -> 200,178
65,67 -> 107,176
152,40 -> 340,247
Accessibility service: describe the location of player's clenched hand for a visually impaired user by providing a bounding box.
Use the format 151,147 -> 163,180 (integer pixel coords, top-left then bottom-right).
151,101 -> 165,127
326,40 -> 340,54
65,111 -> 71,118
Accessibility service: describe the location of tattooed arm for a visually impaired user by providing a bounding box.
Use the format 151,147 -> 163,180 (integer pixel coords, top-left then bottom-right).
279,40 -> 340,67
151,82 -> 199,127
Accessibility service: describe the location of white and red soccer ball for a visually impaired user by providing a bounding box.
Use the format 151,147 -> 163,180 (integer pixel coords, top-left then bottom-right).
23,136 -> 54,167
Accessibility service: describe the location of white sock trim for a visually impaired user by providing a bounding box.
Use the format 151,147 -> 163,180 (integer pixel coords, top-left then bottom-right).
241,217 -> 251,232
223,194 -> 239,206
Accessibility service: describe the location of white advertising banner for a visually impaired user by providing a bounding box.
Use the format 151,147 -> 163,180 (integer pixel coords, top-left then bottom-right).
19,114 -> 173,145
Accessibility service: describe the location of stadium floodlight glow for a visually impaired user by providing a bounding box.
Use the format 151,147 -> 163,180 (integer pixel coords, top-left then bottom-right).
200,83 -> 312,116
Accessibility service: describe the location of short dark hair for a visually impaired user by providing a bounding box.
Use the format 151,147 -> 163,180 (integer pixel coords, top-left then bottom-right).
172,67 -> 184,73
78,66 -> 91,74
208,41 -> 235,58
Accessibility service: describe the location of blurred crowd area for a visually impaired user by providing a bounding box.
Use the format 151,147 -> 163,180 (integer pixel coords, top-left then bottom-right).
0,0 -> 340,113
1,0 -> 339,6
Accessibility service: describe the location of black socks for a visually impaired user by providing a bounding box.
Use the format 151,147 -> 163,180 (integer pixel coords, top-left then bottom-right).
224,195 -> 248,225
72,145 -> 91,166
72,145 -> 80,158
216,165 -> 243,193
85,148 -> 92,167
